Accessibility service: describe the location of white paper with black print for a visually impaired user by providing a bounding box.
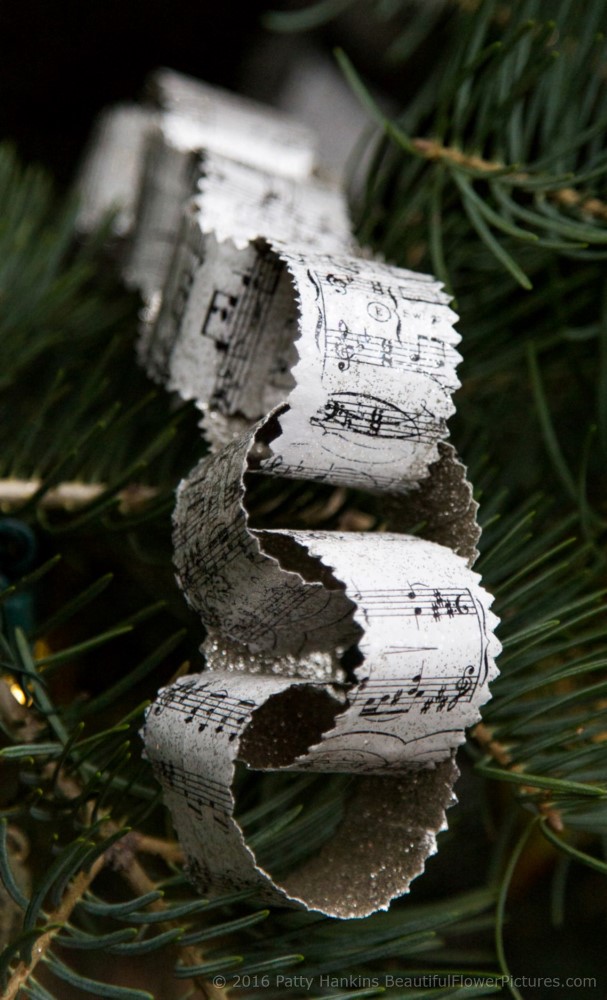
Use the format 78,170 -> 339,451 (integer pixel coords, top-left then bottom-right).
75,104 -> 157,238
144,236 -> 461,493
142,418 -> 499,918
76,68 -> 500,918
76,67 -> 318,254
148,67 -> 317,179
134,150 -> 352,369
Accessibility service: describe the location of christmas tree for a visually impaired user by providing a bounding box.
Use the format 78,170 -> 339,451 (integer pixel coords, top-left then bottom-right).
1,1 -> 606,998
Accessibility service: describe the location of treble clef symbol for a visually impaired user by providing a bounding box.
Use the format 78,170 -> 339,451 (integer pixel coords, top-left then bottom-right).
455,593 -> 470,615
326,273 -> 353,294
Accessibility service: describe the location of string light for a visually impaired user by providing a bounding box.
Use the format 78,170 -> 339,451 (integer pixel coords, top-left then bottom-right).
9,680 -> 27,706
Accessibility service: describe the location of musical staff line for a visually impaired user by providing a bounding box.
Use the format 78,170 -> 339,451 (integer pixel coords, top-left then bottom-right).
357,665 -> 479,717
151,757 -> 231,827
353,586 -> 477,621
153,680 -> 255,739
258,456 -> 417,489
310,393 -> 441,443
325,326 -> 457,381
202,249 -> 283,413
314,269 -> 451,308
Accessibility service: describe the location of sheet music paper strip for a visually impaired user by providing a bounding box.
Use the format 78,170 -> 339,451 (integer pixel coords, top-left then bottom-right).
75,105 -> 157,238
148,67 -> 317,179
155,419 -> 499,916
133,148 -> 352,364
144,671 -> 460,917
75,68 -> 501,918
75,66 -> 318,245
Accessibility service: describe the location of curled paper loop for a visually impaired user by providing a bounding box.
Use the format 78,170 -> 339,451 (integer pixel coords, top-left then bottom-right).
75,104 -> 157,239
142,233 -> 462,493
160,409 -> 498,915
76,69 -> 501,918
76,67 -> 317,243
172,424 -> 499,762
126,140 -> 352,307
148,67 -> 317,180
144,671 -> 460,918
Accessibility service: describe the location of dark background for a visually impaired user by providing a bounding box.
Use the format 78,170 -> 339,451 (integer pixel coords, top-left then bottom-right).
0,0 -> 270,182
0,0 -> 428,184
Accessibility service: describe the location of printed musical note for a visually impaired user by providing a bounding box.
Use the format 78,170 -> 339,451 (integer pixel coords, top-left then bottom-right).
380,337 -> 393,368
324,324 -> 456,386
352,585 -> 477,622
411,333 -> 446,368
325,273 -> 354,293
198,249 -> 284,413
154,679 -> 255,739
203,290 -> 240,342
359,672 -> 429,719
357,664 -> 480,720
151,756 -> 231,827
310,392 -> 441,443
369,406 -> 383,436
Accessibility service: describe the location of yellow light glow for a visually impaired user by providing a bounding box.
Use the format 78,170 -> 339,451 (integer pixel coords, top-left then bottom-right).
34,639 -> 52,659
9,682 -> 27,706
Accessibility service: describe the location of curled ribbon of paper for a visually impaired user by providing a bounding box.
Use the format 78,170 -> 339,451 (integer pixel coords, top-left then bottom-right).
78,70 -> 500,918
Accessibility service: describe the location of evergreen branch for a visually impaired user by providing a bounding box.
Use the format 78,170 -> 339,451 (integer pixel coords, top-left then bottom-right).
337,37 -> 605,191
1,630 -> 229,999
0,820 -> 30,909
43,955 -> 153,1000
112,846 -> 231,1000
472,504 -> 607,855
471,724 -> 565,832
4,853 -> 106,1000
539,819 -> 607,877
494,819 -> 539,1000
3,5 -> 607,991
337,1 -> 607,296
53,927 -> 138,952
129,832 -> 185,866
263,0 -> 359,31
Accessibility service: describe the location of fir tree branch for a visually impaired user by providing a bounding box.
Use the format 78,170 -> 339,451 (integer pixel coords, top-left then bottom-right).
114,848 -> 230,1000
338,45 -> 607,224
1,642 -> 227,1000
471,723 -> 564,832
409,138 -> 607,221
494,818 -> 540,1000
4,854 -> 106,1000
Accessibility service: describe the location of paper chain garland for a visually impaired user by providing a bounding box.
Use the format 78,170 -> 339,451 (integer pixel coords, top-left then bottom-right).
78,68 -> 501,918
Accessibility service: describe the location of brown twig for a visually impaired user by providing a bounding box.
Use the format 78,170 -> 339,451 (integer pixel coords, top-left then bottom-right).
411,138 -> 510,175
472,722 -> 564,832
116,845 -> 230,1000
410,137 -> 607,222
4,733 -> 228,1000
5,855 -> 106,1000
130,831 -> 185,866
57,777 -> 229,999
0,479 -> 158,513
4,822 -> 216,1000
